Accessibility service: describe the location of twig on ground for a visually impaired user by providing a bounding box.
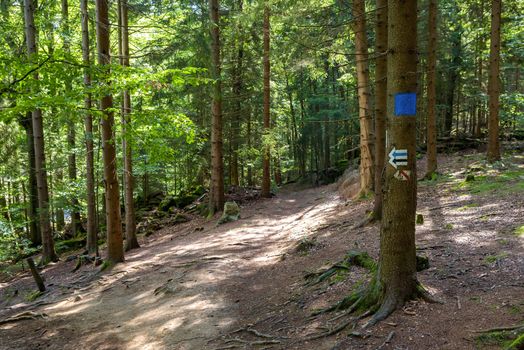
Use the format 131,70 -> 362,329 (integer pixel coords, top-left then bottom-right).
456,296 -> 461,310
376,331 -> 395,350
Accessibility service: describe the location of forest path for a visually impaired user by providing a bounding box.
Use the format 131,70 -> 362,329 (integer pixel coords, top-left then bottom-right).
0,185 -> 345,350
1,151 -> 523,350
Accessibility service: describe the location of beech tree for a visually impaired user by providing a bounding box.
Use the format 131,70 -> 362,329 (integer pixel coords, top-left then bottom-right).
95,0 -> 124,264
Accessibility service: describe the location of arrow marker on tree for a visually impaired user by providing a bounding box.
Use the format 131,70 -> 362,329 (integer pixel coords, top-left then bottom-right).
388,147 -> 408,169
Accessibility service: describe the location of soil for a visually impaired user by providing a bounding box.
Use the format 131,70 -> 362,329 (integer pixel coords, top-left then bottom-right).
0,151 -> 523,350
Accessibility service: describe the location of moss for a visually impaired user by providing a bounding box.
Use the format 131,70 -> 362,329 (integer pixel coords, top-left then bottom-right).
55,237 -> 86,254
514,225 -> 524,237
445,223 -> 454,230
484,252 -> 509,264
507,332 -> 524,349
26,290 -> 44,301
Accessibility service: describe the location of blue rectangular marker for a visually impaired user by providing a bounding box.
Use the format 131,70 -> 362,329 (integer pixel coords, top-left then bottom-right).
394,92 -> 417,116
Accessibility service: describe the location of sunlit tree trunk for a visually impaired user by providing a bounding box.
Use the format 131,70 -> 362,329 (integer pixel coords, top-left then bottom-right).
96,0 -> 124,264
261,1 -> 271,198
24,0 -> 58,264
487,0 -> 501,162
352,0 -> 373,196
119,0 -> 139,251
425,0 -> 438,177
209,0 -> 225,213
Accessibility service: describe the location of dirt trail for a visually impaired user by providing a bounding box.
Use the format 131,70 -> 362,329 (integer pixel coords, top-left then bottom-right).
1,152 -> 523,350
0,186 -> 343,350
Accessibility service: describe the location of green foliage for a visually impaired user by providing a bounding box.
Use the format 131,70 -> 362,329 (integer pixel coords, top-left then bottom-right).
514,225 -> 524,237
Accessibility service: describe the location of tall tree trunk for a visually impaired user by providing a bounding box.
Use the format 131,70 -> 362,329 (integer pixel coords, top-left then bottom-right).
119,0 -> 139,251
230,0 -> 243,187
62,0 -> 81,236
81,0 -> 97,255
209,0 -> 225,213
369,0 -> 433,324
96,0 -> 124,264
444,12 -> 461,137
261,1 -> 271,198
24,0 -> 58,264
426,0 -> 438,177
19,112 -> 40,245
353,0 -> 374,196
373,0 -> 387,219
487,0 -> 501,162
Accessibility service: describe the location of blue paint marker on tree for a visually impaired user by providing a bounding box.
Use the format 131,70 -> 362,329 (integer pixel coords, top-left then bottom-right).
394,92 -> 417,116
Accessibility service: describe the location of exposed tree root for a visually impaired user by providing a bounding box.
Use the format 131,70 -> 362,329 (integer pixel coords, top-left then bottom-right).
305,251 -> 376,286
309,253 -> 439,330
473,324 -> 524,333
0,311 -> 48,325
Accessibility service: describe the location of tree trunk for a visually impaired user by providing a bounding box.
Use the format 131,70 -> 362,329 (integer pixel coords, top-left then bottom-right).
487,0 -> 501,162
208,0 -> 225,214
24,0 -> 58,264
96,0 -> 124,264
353,0 -> 374,196
81,0 -> 97,255
426,0 -> 438,177
18,112 -> 40,246
230,0 -> 243,187
261,1 -> 271,198
372,0 -> 430,324
62,0 -> 81,236
373,0 -> 387,219
119,0 -> 139,251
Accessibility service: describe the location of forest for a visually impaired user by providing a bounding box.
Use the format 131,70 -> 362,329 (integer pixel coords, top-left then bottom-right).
0,0 -> 523,349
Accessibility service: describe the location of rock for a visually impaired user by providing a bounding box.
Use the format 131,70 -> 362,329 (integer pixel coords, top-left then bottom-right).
416,214 -> 424,225
217,201 -> 240,225
465,174 -> 475,182
416,255 -> 429,271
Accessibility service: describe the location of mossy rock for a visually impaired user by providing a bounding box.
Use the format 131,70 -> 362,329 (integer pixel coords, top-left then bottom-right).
217,201 -> 240,225
55,237 -> 86,254
159,196 -> 178,211
416,213 -> 424,225
465,174 -> 476,182
294,238 -> 316,255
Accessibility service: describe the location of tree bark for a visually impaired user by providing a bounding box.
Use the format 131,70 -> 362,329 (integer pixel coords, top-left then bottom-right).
487,0 -> 501,162
80,0 -> 97,255
62,0 -> 81,236
373,0 -> 387,218
96,0 -> 124,264
352,0 -> 374,196
18,112 -> 40,246
119,0 -> 139,251
373,0 -> 427,323
261,1 -> 271,198
425,0 -> 438,177
208,0 -> 225,214
24,0 -> 58,264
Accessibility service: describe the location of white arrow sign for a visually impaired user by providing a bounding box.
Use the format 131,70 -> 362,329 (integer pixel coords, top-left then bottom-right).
389,147 -> 408,169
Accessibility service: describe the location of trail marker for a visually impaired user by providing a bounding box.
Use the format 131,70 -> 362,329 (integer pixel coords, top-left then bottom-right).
388,147 -> 408,169
394,170 -> 411,181
394,92 -> 417,116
